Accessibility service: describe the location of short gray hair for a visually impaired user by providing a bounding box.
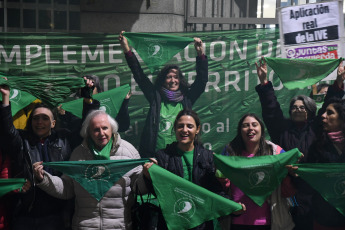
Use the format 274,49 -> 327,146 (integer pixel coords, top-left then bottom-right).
80,110 -> 118,139
289,95 -> 317,121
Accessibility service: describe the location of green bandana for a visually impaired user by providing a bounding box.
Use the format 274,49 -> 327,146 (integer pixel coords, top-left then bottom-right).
123,32 -> 194,73
0,74 -> 85,107
294,163 -> 345,217
214,148 -> 302,206
44,159 -> 149,201
265,57 -> 343,90
88,136 -> 113,160
0,178 -> 26,197
0,89 -> 37,116
149,164 -> 242,230
61,84 -> 130,119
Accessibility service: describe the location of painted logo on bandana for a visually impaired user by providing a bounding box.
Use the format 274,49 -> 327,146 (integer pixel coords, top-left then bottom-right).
172,187 -> 205,222
99,98 -> 112,115
9,89 -> 21,103
334,177 -> 345,196
174,197 -> 196,221
249,169 -> 271,187
85,164 -> 111,182
99,104 -> 112,115
159,117 -> 173,133
148,43 -> 163,59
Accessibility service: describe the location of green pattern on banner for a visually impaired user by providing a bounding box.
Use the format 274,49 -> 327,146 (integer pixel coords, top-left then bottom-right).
0,74 -> 85,107
0,178 -> 26,197
61,84 -> 130,119
294,163 -> 345,217
214,148 -> 302,206
44,159 -> 149,201
265,57 -> 342,89
124,32 -> 194,73
149,164 -> 242,230
0,30 -> 313,155
0,89 -> 37,116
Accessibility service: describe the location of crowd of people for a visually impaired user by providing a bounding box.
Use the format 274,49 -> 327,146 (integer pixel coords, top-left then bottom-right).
0,33 -> 345,230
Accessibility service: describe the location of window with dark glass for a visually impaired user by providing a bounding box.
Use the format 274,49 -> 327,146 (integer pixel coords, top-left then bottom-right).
0,9 -> 3,27
69,11 -> 80,30
70,0 -> 80,5
54,0 -> 67,4
54,11 -> 66,29
7,8 -> 20,27
23,9 -> 36,28
39,10 -> 52,29
39,0 -> 51,3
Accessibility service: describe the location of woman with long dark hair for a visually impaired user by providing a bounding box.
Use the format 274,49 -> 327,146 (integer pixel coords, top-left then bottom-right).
305,98 -> 345,229
143,108 -> 245,230
222,113 -> 295,230
255,57 -> 345,229
119,31 -> 208,158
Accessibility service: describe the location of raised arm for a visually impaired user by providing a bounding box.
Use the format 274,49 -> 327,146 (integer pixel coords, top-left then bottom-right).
187,37 -> 209,104
0,83 -> 22,155
116,91 -> 131,132
254,57 -> 289,144
119,31 -> 155,102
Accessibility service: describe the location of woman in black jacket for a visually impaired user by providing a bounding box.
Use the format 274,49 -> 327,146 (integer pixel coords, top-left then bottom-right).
143,108 -> 245,230
306,98 -> 345,229
0,79 -> 94,230
119,31 -> 208,158
255,57 -> 345,230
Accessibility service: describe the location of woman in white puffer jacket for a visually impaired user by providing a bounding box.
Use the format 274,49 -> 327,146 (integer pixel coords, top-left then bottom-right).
33,110 -> 147,230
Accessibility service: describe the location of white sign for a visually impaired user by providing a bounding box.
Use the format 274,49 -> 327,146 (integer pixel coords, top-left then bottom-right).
280,1 -> 340,45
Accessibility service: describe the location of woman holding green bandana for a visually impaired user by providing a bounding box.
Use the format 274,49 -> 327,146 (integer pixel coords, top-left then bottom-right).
33,109 -> 147,230
221,113 -> 296,230
119,31 -> 208,158
303,98 -> 345,229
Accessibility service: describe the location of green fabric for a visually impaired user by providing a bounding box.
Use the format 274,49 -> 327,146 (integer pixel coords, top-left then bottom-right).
149,164 -> 242,230
0,74 -> 85,107
0,29 -> 309,156
88,136 -> 113,160
44,159 -> 149,201
294,163 -> 345,217
0,89 -> 37,116
123,32 -> 194,73
0,178 -> 26,197
156,102 -> 182,151
264,57 -> 343,90
177,148 -> 194,181
214,148 -> 302,206
61,84 -> 130,119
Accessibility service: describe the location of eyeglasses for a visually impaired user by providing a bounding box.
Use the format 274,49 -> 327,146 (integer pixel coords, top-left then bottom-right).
291,106 -> 306,112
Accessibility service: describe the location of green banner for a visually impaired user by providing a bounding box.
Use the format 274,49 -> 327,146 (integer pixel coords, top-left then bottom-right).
44,159 -> 148,201
0,30 -> 313,154
295,163 -> 345,216
0,178 -> 26,197
62,84 -> 130,119
214,148 -> 302,206
149,164 -> 242,230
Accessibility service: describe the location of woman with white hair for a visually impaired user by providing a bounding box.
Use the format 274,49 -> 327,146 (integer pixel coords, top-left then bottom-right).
32,109 -> 146,230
